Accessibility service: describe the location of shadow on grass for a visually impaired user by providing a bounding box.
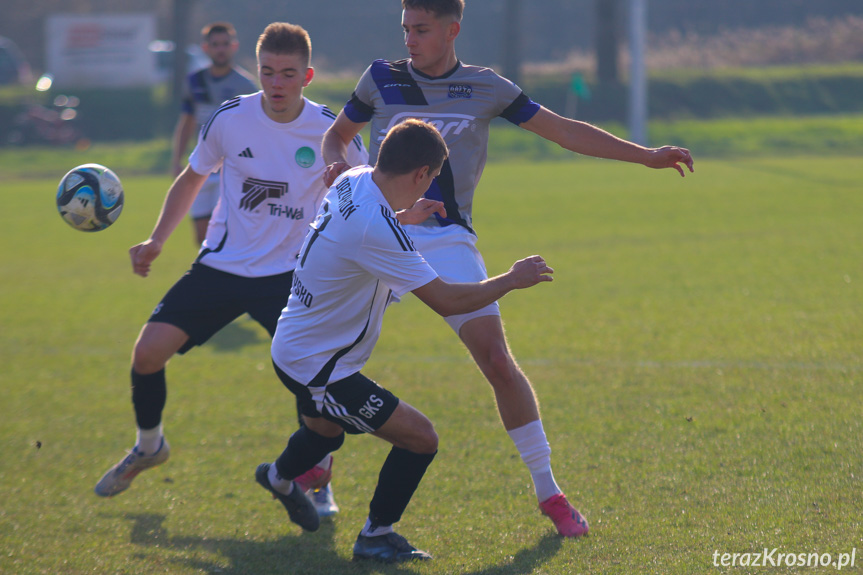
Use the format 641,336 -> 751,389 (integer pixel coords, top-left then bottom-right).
458,533 -> 564,575
124,513 -> 566,575
207,318 -> 268,352
125,513 -> 412,574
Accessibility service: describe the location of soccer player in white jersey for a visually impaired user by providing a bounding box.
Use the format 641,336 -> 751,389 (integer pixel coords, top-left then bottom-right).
171,22 -> 257,245
259,119 -> 554,562
94,23 -> 368,512
322,0 -> 695,538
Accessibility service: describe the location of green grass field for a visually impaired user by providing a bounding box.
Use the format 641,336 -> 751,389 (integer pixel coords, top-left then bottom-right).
1,155 -> 861,574
3,112 -> 863,180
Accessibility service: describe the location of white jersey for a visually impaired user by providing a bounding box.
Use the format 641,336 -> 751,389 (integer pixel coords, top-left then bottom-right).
271,166 -> 438,385
188,92 -> 368,277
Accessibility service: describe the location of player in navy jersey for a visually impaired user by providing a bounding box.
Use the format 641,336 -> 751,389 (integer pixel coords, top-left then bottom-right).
171,22 -> 257,245
94,23 -> 368,512
260,119 -> 555,562
322,0 -> 694,538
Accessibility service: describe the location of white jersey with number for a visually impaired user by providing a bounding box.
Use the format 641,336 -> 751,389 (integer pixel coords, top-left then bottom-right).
188,92 -> 368,277
271,166 -> 438,386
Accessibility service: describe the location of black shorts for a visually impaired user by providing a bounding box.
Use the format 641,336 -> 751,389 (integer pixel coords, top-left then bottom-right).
274,362 -> 400,435
148,263 -> 292,354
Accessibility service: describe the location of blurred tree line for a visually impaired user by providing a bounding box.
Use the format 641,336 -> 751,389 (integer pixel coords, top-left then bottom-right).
4,0 -> 863,79
3,0 -> 863,143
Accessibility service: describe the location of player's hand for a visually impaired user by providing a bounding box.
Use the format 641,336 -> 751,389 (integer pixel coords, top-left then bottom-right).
508,255 -> 554,289
323,162 -> 351,187
646,146 -> 694,177
129,239 -> 163,277
397,198 -> 446,226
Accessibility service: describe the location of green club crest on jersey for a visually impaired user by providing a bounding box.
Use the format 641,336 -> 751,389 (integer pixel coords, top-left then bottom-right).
295,146 -> 316,168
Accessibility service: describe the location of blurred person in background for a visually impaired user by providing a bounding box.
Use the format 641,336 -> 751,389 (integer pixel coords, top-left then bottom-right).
171,22 -> 257,245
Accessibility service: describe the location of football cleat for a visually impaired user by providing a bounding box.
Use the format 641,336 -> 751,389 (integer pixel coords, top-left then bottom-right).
539,493 -> 590,537
94,438 -> 170,497
353,531 -> 432,563
294,456 -> 333,493
308,483 -> 340,517
255,463 -> 319,532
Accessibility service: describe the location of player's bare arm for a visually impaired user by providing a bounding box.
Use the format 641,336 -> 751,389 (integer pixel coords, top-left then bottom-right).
413,255 -> 553,317
130,166 -> 208,277
521,106 -> 694,177
322,111 -> 367,186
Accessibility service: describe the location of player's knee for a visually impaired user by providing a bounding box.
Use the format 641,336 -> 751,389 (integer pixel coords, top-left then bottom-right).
416,427 -> 439,454
131,340 -> 169,374
408,420 -> 438,454
478,344 -> 520,386
132,324 -> 187,374
132,355 -> 167,376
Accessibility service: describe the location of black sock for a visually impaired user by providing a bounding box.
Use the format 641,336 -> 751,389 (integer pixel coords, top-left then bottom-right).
131,368 -> 166,430
368,447 -> 437,527
274,425 -> 344,480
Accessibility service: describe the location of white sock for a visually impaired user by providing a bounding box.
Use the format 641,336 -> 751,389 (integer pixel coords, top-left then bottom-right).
360,517 -> 394,537
136,425 -> 163,455
316,453 -> 332,469
267,463 -> 294,495
508,420 -> 561,502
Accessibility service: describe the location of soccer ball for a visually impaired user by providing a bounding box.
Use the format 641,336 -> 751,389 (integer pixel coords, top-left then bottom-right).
56,163 -> 124,232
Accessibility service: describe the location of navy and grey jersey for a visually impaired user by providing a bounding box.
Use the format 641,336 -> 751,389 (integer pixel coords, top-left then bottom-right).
181,66 -> 257,129
343,59 -> 540,233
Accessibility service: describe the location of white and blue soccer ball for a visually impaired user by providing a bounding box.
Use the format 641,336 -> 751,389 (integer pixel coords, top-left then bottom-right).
56,163 -> 124,232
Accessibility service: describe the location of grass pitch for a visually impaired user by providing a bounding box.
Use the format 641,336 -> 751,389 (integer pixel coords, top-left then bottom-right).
1,156 -> 860,574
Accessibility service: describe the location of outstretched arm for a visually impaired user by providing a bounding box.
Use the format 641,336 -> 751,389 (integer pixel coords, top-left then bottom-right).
129,166 -> 208,277
413,255 -> 553,317
322,111 -> 368,186
521,106 -> 694,176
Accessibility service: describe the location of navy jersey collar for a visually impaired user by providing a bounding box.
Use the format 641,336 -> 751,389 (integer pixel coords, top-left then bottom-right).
409,60 -> 462,80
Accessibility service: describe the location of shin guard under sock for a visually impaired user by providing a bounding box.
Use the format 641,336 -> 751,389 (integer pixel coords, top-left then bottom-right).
274,425 -> 344,480
131,368 -> 166,431
368,447 -> 436,527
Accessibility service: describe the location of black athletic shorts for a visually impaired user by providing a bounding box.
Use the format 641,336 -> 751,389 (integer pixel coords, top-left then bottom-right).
148,262 -> 292,354
273,362 -> 400,435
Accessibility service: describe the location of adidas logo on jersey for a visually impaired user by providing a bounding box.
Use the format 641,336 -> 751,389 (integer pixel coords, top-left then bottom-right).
238,147 -> 254,158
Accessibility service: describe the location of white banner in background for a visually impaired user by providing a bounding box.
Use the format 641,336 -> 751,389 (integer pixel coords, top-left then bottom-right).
46,13 -> 157,88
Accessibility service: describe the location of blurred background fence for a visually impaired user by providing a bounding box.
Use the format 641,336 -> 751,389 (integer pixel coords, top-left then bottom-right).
2,0 -> 862,143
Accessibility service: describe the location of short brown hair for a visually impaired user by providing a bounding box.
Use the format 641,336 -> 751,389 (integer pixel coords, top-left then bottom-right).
377,119 -> 449,176
256,22 -> 312,66
201,22 -> 237,41
402,0 -> 464,21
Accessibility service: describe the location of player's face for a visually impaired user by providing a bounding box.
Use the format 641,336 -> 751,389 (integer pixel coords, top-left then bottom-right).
402,8 -> 459,77
258,51 -> 314,122
204,32 -> 237,68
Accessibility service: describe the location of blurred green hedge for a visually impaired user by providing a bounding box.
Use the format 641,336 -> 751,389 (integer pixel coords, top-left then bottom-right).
70,86 -> 172,140
0,84 -> 172,145
2,64 -> 863,143
521,63 -> 863,122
